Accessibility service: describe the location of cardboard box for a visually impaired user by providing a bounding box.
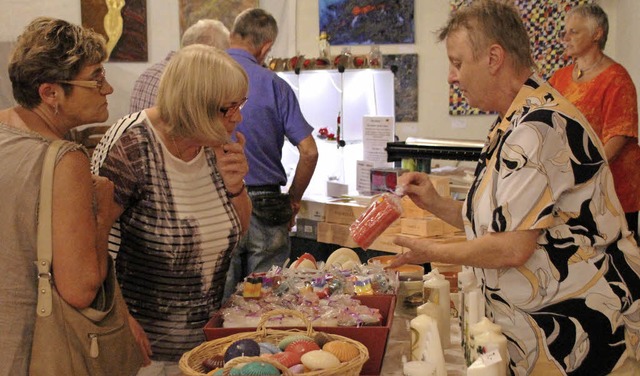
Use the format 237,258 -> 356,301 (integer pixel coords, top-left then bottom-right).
324,201 -> 367,225
428,174 -> 451,197
298,198 -> 326,221
317,221 -> 359,247
401,217 -> 445,237
368,233 -> 403,254
295,218 -> 319,240
203,294 -> 397,376
400,196 -> 433,218
442,221 -> 459,235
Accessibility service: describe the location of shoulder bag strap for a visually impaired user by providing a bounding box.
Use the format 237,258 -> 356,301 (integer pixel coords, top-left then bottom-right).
35,140 -> 66,317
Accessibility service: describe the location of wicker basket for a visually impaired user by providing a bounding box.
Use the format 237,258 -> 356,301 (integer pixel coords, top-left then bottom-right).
179,309 -> 369,376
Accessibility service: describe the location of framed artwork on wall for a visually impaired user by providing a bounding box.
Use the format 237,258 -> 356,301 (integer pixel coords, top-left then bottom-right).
81,0 -> 148,62
178,0 -> 257,37
448,0 -> 593,115
319,0 -> 415,45
383,53 -> 418,122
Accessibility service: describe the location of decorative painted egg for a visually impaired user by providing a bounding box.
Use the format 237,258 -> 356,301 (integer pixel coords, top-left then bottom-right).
288,364 -> 306,374
284,340 -> 320,357
290,253 -> 317,269
300,350 -> 341,370
270,350 -> 301,368
324,247 -> 360,269
223,338 -> 261,363
210,368 -> 242,376
323,340 -> 360,362
313,332 -> 334,348
258,342 -> 281,355
202,354 -> 225,371
239,361 -> 280,375
277,335 -> 314,350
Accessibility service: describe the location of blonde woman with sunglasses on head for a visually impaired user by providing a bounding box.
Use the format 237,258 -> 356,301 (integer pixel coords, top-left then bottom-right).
91,44 -> 251,376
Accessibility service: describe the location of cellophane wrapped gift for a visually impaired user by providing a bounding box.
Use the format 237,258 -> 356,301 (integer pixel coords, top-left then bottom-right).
349,193 -> 403,250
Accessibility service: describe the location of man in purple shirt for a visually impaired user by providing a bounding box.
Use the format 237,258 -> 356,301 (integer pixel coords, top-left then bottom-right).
223,8 -> 318,301
129,19 -> 230,113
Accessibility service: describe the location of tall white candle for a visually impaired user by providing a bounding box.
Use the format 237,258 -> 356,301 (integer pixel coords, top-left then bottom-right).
410,314 -> 446,376
417,301 -> 446,350
458,268 -> 476,347
465,288 -> 483,364
423,270 -> 451,348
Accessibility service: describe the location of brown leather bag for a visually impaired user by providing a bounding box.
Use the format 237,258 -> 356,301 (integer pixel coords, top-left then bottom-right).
29,140 -> 143,376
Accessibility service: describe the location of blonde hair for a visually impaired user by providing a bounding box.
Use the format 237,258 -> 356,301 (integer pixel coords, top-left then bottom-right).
156,44 -> 248,144
437,0 -> 534,72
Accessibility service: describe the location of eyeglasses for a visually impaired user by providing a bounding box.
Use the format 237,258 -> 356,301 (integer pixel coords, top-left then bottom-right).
58,68 -> 107,92
219,97 -> 248,118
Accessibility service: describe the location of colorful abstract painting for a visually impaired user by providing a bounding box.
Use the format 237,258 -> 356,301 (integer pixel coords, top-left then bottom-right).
383,54 -> 418,122
81,0 -> 148,62
319,0 -> 414,45
178,0 -> 257,37
448,0 -> 592,115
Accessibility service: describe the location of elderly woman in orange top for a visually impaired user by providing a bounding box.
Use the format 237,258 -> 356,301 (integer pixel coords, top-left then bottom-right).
549,3 -> 640,241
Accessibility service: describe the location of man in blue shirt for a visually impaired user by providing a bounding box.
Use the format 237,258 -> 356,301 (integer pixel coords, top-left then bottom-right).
223,8 -> 318,301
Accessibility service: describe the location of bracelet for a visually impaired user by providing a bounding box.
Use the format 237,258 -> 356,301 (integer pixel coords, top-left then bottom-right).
226,182 -> 246,199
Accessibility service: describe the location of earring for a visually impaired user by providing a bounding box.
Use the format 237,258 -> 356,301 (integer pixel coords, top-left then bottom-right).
53,104 -> 59,116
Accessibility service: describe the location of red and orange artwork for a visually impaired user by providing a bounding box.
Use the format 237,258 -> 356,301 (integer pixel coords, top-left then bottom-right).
81,0 -> 148,62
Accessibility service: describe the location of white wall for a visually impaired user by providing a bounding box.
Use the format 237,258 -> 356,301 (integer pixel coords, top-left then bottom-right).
0,0 -> 637,141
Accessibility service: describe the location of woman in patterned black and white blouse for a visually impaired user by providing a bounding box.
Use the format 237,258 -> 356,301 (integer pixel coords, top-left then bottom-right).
93,44 -> 251,376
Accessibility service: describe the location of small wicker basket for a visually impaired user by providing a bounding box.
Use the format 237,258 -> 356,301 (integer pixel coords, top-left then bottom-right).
179,309 -> 369,376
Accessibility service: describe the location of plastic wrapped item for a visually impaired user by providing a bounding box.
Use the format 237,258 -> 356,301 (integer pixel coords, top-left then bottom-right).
349,193 -> 403,250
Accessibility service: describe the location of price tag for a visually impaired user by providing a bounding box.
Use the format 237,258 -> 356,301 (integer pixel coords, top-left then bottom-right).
480,349 -> 502,366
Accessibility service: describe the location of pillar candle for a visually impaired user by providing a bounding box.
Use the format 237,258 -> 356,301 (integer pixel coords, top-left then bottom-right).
423,270 -> 451,348
410,314 -> 446,376
417,301 -> 446,350
458,269 -> 476,346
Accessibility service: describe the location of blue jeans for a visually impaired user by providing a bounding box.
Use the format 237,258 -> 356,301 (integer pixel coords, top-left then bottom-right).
223,213 -> 291,302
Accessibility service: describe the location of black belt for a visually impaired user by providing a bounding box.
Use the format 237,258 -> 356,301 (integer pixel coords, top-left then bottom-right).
247,185 -> 281,193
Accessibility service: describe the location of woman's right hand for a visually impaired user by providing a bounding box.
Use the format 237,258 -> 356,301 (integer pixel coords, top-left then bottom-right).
128,314 -> 153,366
92,175 -> 121,226
397,172 -> 440,211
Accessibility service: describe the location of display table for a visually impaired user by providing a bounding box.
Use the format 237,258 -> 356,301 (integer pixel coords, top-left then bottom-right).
380,311 -> 467,376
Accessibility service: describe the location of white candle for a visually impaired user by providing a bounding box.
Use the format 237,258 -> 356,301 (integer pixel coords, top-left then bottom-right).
403,360 -> 436,376
465,288 -> 483,364
416,301 -> 446,350
458,269 -> 476,346
410,314 -> 430,361
423,270 -> 451,348
471,332 -> 509,376
410,314 -> 447,376
467,350 -> 502,376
